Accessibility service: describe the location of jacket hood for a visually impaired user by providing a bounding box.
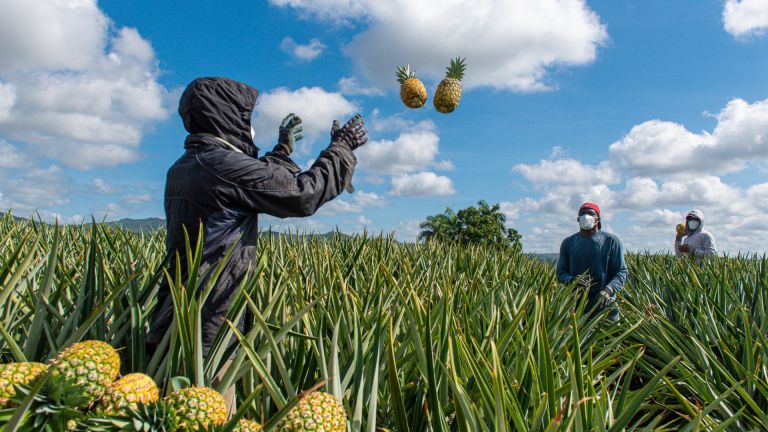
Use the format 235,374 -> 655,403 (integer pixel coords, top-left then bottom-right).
686,209 -> 705,233
178,77 -> 259,154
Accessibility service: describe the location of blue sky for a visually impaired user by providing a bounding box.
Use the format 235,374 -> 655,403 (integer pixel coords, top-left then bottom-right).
1,0 -> 768,253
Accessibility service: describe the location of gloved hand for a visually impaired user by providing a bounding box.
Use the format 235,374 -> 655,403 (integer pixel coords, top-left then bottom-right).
575,274 -> 591,290
330,114 -> 368,151
596,288 -> 613,309
274,113 -> 303,155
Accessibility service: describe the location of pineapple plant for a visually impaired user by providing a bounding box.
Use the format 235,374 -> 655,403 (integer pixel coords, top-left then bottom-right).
95,373 -> 159,415
396,65 -> 427,109
433,57 -> 466,113
278,391 -> 346,432
235,418 -> 263,431
676,223 -> 686,236
0,362 -> 48,407
164,386 -> 228,431
48,340 -> 121,408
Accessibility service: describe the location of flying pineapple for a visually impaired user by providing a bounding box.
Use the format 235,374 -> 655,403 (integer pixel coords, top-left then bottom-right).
676,223 -> 686,236
164,386 -> 228,431
396,65 -> 427,109
433,57 -> 467,113
95,373 -> 159,415
48,340 -> 121,408
0,362 -> 48,407
278,391 -> 346,432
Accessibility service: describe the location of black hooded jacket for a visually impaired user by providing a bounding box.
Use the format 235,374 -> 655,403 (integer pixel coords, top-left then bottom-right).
147,77 -> 357,351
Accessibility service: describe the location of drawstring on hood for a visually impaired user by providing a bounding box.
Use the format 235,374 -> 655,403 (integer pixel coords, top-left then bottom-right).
178,77 -> 260,157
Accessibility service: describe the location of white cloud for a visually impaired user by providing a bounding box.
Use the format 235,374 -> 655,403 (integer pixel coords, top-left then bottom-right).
280,37 -> 327,61
395,218 -> 423,242
513,159 -> 619,189
388,172 -> 456,196
338,77 -> 384,97
0,140 -> 28,168
353,191 -> 386,208
0,165 -> 70,214
272,0 -> 607,92
357,123 -> 449,174
723,0 -> 768,38
317,198 -> 362,216
609,98 -> 768,179
251,87 -> 358,154
93,178 -> 115,194
0,0 -> 172,169
123,193 -> 153,204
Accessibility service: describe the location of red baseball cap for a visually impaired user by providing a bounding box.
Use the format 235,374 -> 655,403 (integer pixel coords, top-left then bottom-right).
579,202 -> 601,229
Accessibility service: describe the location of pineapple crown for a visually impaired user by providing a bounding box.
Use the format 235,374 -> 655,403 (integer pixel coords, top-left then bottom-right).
444,57 -> 466,81
396,65 -> 418,84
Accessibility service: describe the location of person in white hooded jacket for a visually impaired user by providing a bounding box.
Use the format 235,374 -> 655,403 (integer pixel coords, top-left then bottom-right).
674,209 -> 717,262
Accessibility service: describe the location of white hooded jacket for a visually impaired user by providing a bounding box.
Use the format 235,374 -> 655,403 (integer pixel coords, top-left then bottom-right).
675,209 -> 717,261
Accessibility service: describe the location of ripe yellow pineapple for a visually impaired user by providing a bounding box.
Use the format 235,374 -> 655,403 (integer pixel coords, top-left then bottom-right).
96,373 -> 159,414
396,65 -> 427,109
676,223 -> 686,236
48,340 -> 121,408
278,391 -> 346,431
164,386 -> 228,431
236,418 -> 263,431
0,362 -> 48,407
433,57 -> 466,113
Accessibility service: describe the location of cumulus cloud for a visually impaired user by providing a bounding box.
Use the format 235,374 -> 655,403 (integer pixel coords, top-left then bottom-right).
0,0 -> 172,169
357,121 -> 449,174
609,98 -> 768,178
513,159 -> 619,189
317,190 -> 387,215
280,37 -> 327,61
723,0 -> 768,38
271,0 -> 607,92
337,77 -> 384,97
251,87 -> 358,154
389,172 -> 455,196
394,218 -> 423,242
0,165 -> 71,215
93,178 -> 116,194
0,140 -> 28,168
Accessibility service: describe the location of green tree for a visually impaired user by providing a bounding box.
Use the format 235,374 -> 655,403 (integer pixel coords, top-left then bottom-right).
418,200 -> 522,250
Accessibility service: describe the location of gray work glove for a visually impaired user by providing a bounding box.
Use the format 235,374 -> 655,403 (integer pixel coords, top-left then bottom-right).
274,113 -> 303,156
575,274 -> 591,290
330,114 -> 368,151
596,288 -> 613,309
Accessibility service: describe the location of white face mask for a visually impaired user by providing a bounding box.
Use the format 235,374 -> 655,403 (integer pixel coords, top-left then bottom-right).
578,214 -> 597,231
687,219 -> 700,231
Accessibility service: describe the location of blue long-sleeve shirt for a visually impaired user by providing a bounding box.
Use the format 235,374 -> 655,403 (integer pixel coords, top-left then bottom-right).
556,231 -> 628,297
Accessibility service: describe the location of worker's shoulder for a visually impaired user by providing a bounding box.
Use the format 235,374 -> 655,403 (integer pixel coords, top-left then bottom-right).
600,231 -> 624,246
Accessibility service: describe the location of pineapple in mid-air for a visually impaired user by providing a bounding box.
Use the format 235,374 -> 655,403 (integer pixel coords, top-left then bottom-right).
396,65 -> 427,109
164,386 -> 228,431
278,391 -> 346,431
95,373 -> 159,415
235,418 -> 263,431
48,340 -> 121,408
676,223 -> 686,236
433,57 -> 467,113
0,362 -> 48,407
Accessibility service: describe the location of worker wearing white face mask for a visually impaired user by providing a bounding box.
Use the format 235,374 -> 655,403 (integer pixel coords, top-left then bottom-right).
675,209 -> 716,263
556,202 -> 628,322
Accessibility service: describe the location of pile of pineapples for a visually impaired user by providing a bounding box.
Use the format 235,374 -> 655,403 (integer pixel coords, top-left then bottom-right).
0,340 -> 345,431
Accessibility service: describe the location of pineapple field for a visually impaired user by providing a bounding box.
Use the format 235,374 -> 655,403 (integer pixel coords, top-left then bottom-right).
1,213 -> 768,431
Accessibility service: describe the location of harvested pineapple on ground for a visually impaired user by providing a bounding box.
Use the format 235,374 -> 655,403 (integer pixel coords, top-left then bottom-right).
0,362 -> 48,407
164,386 -> 228,431
48,340 -> 121,408
396,64 -> 427,109
95,373 -> 159,415
434,57 -> 466,113
278,391 -> 346,432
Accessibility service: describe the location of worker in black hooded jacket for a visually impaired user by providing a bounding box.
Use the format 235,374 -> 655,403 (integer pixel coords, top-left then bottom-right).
146,77 -> 367,357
